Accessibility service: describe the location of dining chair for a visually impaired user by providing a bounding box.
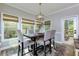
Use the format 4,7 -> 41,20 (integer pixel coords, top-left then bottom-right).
37,31 -> 51,56
74,39 -> 79,56
17,30 -> 33,56
17,30 -> 23,56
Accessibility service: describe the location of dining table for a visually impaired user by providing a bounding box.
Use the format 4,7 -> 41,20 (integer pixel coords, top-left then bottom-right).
23,33 -> 44,56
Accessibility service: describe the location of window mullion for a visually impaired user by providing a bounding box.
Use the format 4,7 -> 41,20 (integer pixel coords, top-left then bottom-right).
0,13 -> 4,42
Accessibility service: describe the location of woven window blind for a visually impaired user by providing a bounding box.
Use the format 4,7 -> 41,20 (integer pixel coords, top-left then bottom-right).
3,14 -> 18,22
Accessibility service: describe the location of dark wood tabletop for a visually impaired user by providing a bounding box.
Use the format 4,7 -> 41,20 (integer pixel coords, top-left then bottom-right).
23,33 -> 44,41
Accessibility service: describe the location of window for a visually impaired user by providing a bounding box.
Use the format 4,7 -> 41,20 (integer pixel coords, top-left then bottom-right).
35,20 -> 43,33
44,21 -> 50,31
22,23 -> 27,34
64,18 -> 74,41
35,24 -> 42,33
22,23 -> 34,34
68,19 -> 74,37
3,14 -> 18,39
64,19 -> 74,37
4,21 -> 17,39
22,18 -> 34,35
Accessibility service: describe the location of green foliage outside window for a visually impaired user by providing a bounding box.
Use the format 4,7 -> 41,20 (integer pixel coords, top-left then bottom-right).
64,19 -> 74,40
68,20 -> 74,37
22,23 -> 34,34
45,21 -> 50,31
35,24 -> 42,33
4,21 -> 17,39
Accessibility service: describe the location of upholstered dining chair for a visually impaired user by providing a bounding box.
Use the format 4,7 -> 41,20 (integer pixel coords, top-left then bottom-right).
17,30 -> 23,56
17,30 -> 33,56
74,39 -> 79,56
37,31 -> 51,56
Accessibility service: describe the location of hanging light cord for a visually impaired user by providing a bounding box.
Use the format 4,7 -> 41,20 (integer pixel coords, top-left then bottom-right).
39,3 -> 42,15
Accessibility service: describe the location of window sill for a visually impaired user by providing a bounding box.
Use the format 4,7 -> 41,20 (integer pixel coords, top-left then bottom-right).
3,38 -> 18,41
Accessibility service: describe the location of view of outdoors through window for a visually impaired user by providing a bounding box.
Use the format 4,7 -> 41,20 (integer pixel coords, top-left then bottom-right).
22,23 -> 34,35
4,21 -> 17,39
45,21 -> 50,31
69,20 -> 74,37
64,18 -> 74,41
35,24 -> 42,33
22,23 -> 27,34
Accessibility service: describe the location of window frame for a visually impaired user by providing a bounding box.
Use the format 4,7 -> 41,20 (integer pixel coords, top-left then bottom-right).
1,14 -> 18,41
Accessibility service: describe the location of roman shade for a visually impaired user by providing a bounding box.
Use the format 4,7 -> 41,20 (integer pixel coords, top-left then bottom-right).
3,14 -> 18,22
35,19 -> 43,25
22,18 -> 43,25
22,18 -> 34,24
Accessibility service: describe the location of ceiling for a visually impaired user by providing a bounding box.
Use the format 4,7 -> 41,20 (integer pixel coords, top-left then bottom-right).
5,3 -> 78,18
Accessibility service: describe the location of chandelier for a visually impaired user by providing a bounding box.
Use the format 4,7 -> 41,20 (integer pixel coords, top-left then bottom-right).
36,3 -> 44,21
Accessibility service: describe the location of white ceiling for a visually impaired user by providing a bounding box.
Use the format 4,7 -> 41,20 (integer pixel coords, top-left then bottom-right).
5,3 -> 78,17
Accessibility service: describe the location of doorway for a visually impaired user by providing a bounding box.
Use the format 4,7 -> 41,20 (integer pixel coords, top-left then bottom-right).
64,16 -> 78,41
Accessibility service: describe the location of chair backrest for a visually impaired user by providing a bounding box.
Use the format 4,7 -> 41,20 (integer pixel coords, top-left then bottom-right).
17,30 -> 23,42
50,30 -> 56,39
44,31 -> 51,41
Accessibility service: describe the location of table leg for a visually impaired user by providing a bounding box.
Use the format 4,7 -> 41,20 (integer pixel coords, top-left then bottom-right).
21,42 -> 24,56
49,39 -> 52,54
18,45 -> 20,56
53,39 -> 55,49
33,41 -> 38,56
44,41 -> 46,56
32,38 -> 38,56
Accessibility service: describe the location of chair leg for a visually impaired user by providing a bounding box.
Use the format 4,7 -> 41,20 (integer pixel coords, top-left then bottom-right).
53,39 -> 55,49
28,46 -> 30,52
49,39 -> 52,54
21,42 -> 24,56
18,45 -> 20,56
44,41 -> 46,56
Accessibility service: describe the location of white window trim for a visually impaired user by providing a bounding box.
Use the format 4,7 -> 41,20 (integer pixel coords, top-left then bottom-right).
18,17 -> 22,32
1,13 -> 4,42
